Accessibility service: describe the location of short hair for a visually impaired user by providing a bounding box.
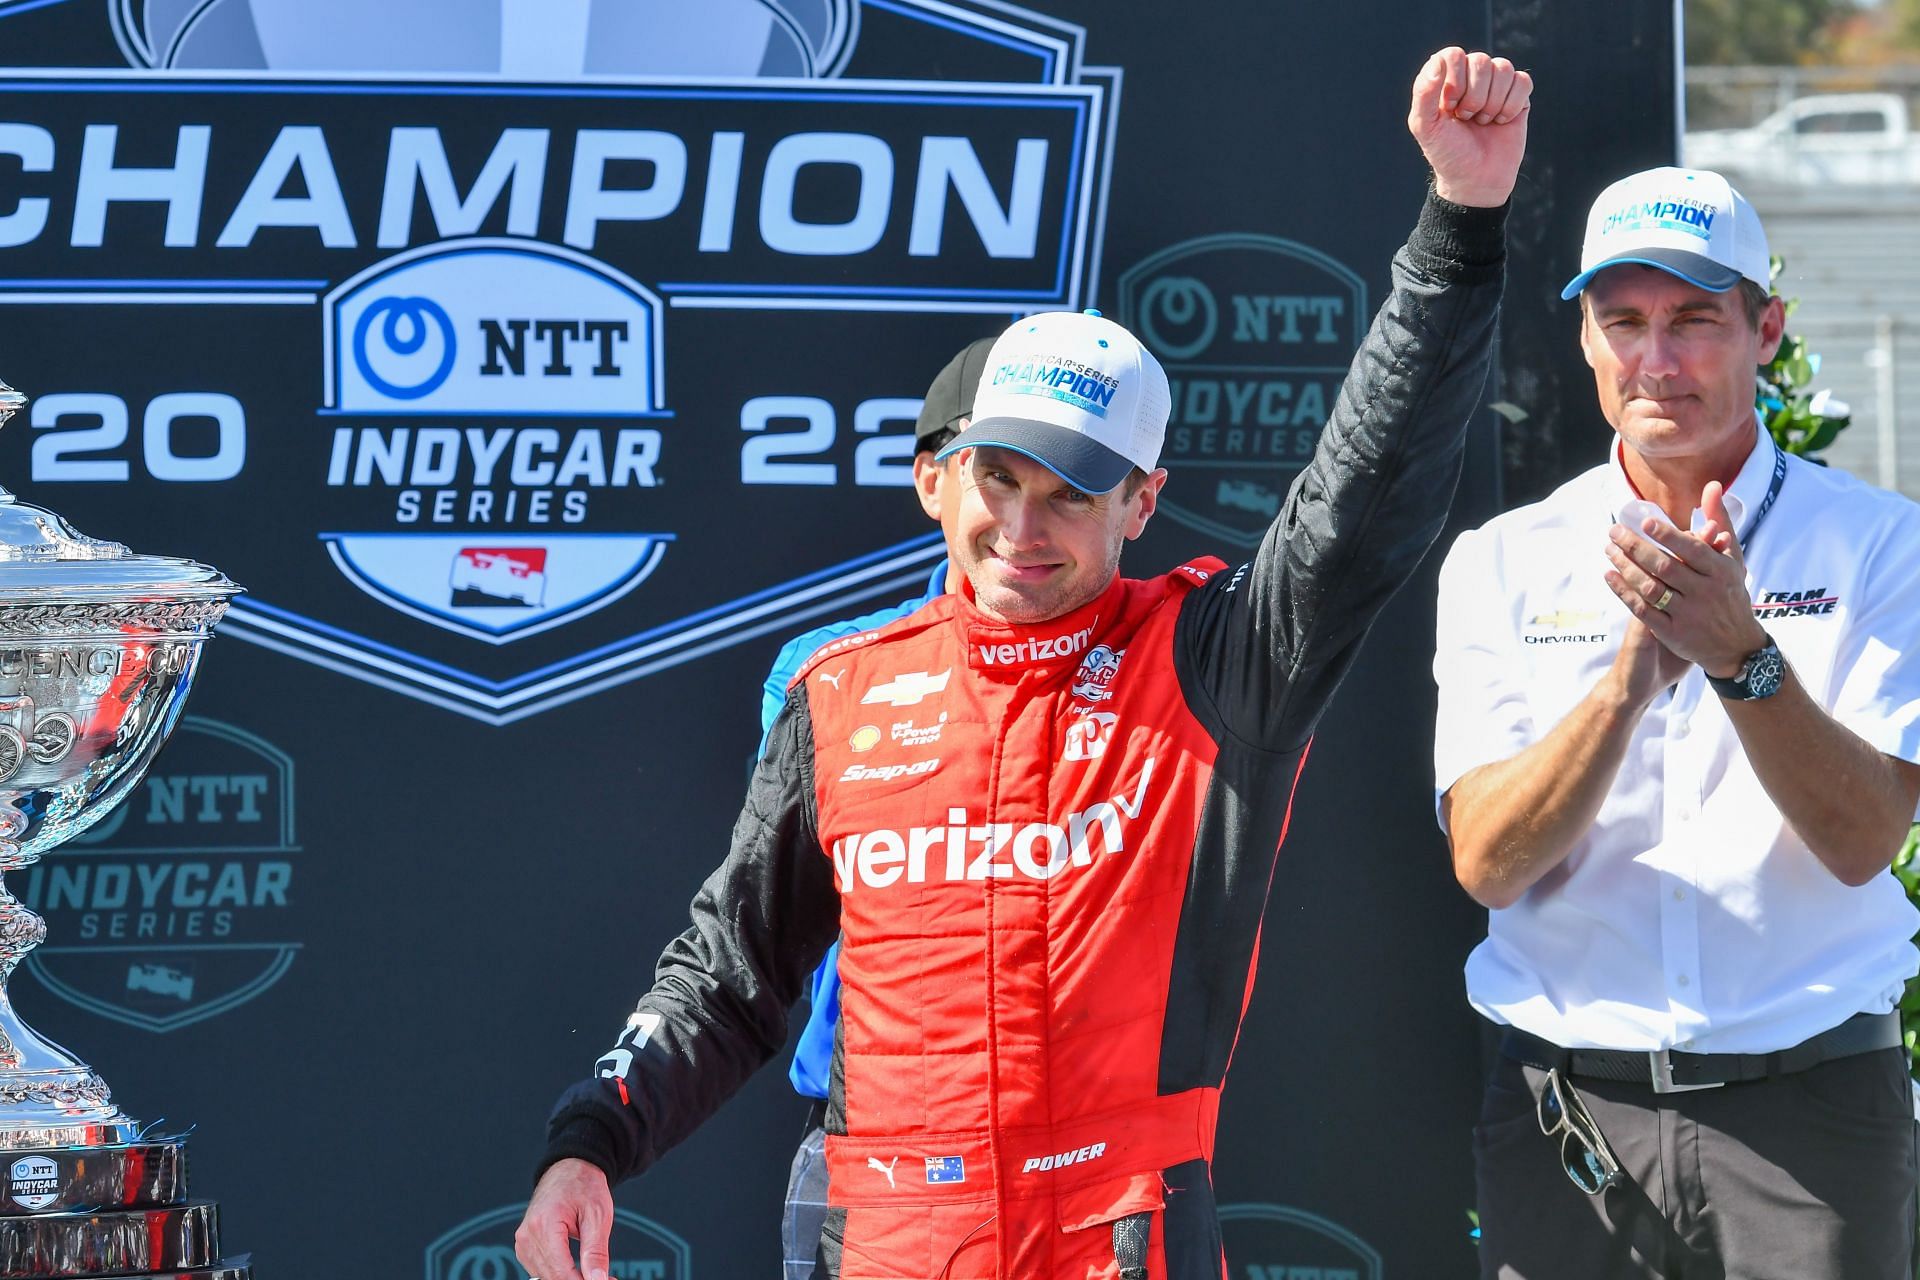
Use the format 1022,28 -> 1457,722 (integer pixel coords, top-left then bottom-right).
1120,467 -> 1150,499
1734,279 -> 1772,329
918,425 -> 958,457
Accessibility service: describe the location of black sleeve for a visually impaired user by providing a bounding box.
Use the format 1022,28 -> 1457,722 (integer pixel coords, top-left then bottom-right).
1174,189 -> 1507,752
536,684 -> 841,1185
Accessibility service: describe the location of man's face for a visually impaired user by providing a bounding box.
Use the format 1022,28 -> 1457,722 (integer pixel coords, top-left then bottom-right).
946,445 -> 1163,624
1579,265 -> 1784,467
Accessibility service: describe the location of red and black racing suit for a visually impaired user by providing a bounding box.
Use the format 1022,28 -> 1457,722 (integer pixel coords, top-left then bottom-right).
542,191 -> 1505,1279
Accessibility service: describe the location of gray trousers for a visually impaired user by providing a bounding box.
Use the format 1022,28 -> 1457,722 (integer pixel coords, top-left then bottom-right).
1475,1046 -> 1918,1279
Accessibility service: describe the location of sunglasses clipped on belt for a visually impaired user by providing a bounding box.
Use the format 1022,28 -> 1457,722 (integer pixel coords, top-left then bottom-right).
1538,1067 -> 1624,1195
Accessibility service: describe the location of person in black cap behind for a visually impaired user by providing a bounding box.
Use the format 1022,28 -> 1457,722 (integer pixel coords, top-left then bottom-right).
753,336 -> 991,1280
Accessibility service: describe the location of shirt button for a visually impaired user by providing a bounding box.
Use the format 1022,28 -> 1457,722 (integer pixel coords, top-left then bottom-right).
1673,888 -> 1686,901
1676,974 -> 1691,988
1673,717 -> 1690,738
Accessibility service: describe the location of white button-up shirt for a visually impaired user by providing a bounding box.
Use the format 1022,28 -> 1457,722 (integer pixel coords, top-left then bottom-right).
1434,422 -> 1920,1053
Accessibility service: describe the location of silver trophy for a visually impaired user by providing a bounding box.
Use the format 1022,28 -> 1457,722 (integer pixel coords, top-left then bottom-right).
0,377 -> 249,1277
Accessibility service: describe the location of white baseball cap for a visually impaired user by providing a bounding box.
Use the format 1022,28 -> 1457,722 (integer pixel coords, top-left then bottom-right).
935,310 -> 1169,494
1560,167 -> 1771,300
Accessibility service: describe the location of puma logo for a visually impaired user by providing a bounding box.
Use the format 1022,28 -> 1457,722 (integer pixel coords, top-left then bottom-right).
866,1155 -> 898,1189
818,669 -> 846,690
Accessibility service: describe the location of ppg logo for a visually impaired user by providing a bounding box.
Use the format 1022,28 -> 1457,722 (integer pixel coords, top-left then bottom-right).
353,296 -> 457,400
326,239 -> 665,416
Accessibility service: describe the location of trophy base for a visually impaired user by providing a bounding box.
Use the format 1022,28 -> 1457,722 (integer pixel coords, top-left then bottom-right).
123,1258 -> 251,1280
0,1138 -> 187,1216
0,1200 -> 219,1278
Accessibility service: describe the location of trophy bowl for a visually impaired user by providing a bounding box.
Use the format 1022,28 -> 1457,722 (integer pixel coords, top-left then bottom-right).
0,380 -> 239,1150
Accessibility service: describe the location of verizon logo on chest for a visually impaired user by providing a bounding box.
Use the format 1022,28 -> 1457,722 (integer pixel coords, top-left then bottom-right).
831,760 -> 1155,891
974,620 -> 1096,668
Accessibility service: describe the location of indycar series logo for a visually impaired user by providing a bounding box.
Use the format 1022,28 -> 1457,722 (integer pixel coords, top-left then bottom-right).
426,1203 -> 691,1280
0,0 -> 1122,724
1219,1203 -> 1382,1280
21,716 -> 301,1033
1118,235 -> 1367,546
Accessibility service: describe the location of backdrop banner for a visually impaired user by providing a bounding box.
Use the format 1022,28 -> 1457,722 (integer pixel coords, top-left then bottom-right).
0,2 -> 1670,1273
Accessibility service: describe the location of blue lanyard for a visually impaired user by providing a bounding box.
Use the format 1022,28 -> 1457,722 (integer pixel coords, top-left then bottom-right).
1739,438 -> 1790,556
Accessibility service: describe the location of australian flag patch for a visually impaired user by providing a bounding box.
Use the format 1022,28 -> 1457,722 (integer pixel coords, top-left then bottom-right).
925,1155 -> 966,1184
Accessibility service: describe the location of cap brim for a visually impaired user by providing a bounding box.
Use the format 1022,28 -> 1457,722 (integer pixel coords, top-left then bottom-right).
935,417 -> 1135,494
1560,248 -> 1746,300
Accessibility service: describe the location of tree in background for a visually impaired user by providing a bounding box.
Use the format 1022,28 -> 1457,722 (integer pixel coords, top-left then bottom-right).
1687,0 -> 1857,65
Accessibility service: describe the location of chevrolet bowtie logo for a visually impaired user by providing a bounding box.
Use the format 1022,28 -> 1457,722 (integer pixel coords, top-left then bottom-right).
861,669 -> 951,708
1529,609 -> 1602,629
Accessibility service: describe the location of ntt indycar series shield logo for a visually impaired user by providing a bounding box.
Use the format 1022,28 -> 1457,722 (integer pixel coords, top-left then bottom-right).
1219,1203 -> 1382,1280
1119,236 -> 1367,547
20,717 -> 300,1033
0,1 -> 1121,725
425,1204 -> 690,1280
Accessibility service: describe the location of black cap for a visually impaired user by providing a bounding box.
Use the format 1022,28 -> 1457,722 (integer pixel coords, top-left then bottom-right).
914,337 -> 998,450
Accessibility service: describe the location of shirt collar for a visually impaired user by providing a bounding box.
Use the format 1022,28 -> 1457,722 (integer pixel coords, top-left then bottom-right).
956,573 -> 1119,675
1607,413 -> 1769,535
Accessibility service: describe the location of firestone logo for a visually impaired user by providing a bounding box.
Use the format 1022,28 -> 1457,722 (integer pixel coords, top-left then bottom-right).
832,760 -> 1154,891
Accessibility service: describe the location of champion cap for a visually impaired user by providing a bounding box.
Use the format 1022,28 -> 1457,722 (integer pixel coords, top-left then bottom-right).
935,310 -> 1169,494
914,336 -> 997,449
1560,167 -> 1771,300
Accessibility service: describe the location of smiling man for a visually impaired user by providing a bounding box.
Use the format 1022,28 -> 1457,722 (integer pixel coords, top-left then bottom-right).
520,46 -> 1529,1280
1436,168 -> 1920,1277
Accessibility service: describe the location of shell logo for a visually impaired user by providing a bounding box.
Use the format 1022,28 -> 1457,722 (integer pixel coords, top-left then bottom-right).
849,725 -> 882,753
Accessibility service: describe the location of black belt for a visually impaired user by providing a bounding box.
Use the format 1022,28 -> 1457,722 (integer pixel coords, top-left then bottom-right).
1501,1011 -> 1904,1094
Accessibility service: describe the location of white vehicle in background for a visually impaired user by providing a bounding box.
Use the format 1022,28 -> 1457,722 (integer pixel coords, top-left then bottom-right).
1685,93 -> 1920,187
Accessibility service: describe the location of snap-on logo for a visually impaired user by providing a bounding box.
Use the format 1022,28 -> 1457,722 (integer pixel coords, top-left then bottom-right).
831,760 -> 1154,891
841,759 -> 941,783
974,620 -> 1096,667
1022,1142 -> 1107,1174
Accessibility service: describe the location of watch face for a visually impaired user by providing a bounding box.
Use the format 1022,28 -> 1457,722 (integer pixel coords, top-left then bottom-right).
1746,647 -> 1787,698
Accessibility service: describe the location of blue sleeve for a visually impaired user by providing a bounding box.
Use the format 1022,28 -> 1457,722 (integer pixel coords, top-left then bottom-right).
761,562 -> 948,1100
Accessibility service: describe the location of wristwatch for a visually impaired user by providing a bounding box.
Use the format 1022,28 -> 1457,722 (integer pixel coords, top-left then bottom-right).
1708,634 -> 1786,701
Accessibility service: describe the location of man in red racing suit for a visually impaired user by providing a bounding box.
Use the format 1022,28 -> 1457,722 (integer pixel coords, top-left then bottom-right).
519,47 -> 1529,1280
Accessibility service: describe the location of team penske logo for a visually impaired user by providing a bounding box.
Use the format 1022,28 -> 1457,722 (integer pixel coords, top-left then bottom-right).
974,620 -> 1096,668
832,760 -> 1154,891
1753,587 -> 1837,618
861,670 -> 951,708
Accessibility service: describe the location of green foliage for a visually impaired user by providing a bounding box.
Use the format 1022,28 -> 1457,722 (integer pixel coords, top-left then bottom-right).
1685,0 -> 1856,65
1757,256 -> 1852,463
1893,826 -> 1920,1078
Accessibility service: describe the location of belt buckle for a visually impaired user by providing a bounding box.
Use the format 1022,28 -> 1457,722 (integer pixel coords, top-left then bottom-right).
1649,1048 -> 1723,1094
